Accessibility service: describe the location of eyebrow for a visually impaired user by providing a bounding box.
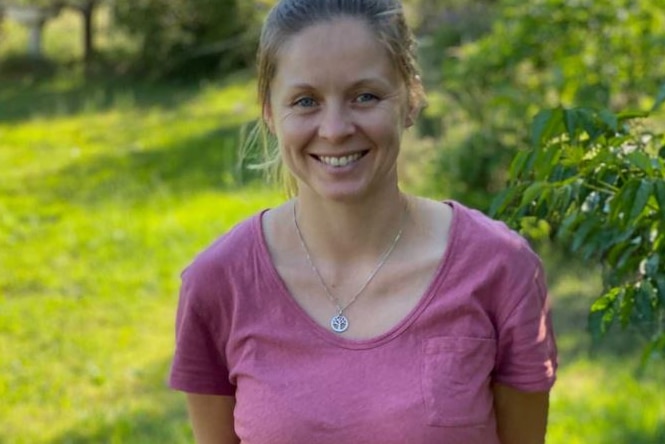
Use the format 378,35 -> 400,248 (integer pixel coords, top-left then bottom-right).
286,77 -> 394,91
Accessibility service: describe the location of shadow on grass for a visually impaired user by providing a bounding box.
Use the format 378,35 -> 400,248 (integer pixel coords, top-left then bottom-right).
32,122 -> 263,206
0,76 -> 210,124
613,425 -> 665,444
50,359 -> 191,444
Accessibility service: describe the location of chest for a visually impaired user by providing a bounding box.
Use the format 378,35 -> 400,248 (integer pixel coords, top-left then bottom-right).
226,320 -> 499,444
275,244 -> 444,339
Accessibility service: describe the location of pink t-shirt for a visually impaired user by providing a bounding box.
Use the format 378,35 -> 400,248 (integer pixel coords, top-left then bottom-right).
169,201 -> 557,444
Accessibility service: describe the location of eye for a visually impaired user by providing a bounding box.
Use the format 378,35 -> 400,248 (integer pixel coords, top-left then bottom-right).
293,97 -> 317,108
355,93 -> 380,104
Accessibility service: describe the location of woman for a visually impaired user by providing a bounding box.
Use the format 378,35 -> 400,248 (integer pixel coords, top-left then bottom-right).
169,1 -> 557,443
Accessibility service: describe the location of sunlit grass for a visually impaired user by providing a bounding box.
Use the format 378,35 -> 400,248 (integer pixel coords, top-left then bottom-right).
550,359 -> 665,443
0,73 -> 279,443
1,190 -> 280,443
545,249 -> 665,443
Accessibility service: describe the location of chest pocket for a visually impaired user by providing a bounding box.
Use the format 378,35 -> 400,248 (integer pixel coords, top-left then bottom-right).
421,336 -> 496,427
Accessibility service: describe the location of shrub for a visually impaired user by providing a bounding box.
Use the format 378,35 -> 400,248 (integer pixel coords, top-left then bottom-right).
111,0 -> 264,79
430,0 -> 665,210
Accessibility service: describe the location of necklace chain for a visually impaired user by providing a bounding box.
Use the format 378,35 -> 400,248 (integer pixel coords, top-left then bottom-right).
292,200 -> 408,333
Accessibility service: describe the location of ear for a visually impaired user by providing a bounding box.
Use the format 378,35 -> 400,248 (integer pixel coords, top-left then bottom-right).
405,102 -> 420,128
405,108 -> 415,128
404,76 -> 423,128
263,101 -> 275,134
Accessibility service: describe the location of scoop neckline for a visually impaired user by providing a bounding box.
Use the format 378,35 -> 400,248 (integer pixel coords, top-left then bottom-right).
253,200 -> 462,350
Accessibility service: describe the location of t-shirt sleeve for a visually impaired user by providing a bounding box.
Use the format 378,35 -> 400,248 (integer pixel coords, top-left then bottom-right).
168,272 -> 236,396
493,258 -> 558,392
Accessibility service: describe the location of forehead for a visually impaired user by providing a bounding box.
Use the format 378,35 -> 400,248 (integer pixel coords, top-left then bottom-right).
272,17 -> 401,89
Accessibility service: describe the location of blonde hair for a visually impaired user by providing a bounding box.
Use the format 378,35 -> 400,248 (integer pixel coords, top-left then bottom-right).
244,0 -> 425,195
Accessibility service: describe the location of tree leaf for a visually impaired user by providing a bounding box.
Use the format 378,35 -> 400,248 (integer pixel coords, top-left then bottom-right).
599,109 -> 619,132
629,180 -> 652,222
644,254 -> 660,278
654,180 -> 665,220
619,286 -> 635,328
520,181 -> 548,207
616,243 -> 641,272
640,334 -> 665,372
588,287 -> 620,341
489,186 -> 519,218
635,282 -> 655,322
531,110 -> 553,148
607,236 -> 634,268
508,150 -> 531,179
538,144 -> 564,180
531,108 -> 564,147
564,108 -> 580,142
571,216 -> 598,252
556,211 -> 580,242
610,180 -> 638,224
626,151 -> 654,175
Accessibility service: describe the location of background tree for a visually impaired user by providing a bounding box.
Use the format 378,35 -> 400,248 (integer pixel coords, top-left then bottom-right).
66,0 -> 100,68
111,0 -> 264,79
424,0 -> 665,210
491,91 -> 665,364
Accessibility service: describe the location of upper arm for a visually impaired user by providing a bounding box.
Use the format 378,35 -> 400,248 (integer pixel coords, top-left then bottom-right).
186,393 -> 239,444
493,383 -> 550,444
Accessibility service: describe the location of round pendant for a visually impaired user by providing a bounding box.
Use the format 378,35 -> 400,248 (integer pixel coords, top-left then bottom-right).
330,314 -> 349,333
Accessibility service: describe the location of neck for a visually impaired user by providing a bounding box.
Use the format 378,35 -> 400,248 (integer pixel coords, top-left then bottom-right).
293,188 -> 409,262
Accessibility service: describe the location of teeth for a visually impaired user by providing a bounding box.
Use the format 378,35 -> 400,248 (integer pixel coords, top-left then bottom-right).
319,153 -> 362,167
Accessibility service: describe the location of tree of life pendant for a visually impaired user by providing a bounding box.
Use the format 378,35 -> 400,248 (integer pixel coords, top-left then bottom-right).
330,314 -> 349,333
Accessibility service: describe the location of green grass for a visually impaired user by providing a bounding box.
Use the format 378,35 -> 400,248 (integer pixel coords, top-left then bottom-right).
2,77 -> 664,443
544,250 -> 665,443
0,72 -> 279,443
1,12 -> 664,443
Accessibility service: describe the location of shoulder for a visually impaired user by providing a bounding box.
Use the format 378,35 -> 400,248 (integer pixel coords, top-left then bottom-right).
448,200 -> 540,269
445,200 -> 545,316
180,211 -> 266,308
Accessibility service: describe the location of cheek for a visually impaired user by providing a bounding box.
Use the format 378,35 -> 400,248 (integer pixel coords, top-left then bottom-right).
368,108 -> 405,141
278,115 -> 316,144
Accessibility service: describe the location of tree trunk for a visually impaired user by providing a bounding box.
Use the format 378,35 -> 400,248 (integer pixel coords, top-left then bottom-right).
81,1 -> 95,69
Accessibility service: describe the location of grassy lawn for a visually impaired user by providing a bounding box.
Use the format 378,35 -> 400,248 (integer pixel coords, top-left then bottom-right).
0,70 -> 277,443
2,76 -> 663,444
1,10 -> 664,444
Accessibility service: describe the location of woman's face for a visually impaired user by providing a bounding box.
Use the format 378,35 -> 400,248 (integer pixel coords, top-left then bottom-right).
265,17 -> 414,203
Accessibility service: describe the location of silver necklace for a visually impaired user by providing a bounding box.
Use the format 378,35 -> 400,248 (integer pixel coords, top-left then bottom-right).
292,201 -> 408,333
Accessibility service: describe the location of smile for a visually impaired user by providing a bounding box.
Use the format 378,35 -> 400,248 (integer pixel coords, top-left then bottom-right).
315,151 -> 368,167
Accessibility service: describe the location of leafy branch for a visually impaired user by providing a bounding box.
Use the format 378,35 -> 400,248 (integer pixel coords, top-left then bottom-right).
491,87 -> 665,367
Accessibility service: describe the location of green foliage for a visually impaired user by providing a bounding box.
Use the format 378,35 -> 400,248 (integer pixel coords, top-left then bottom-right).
430,0 -> 665,210
110,0 -> 263,78
491,94 -> 665,364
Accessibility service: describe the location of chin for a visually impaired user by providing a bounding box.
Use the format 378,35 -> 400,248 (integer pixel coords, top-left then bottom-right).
310,183 -> 379,203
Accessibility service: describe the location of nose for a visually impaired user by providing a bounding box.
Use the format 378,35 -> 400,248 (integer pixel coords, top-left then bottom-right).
318,103 -> 355,143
